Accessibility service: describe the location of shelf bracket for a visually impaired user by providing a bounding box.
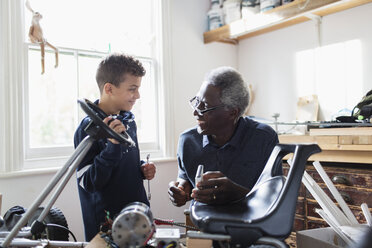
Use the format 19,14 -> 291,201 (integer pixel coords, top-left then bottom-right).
304,13 -> 322,23
304,13 -> 323,47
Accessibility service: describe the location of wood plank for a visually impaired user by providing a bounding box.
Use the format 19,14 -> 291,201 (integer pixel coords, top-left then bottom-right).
316,136 -> 339,144
187,238 -> 213,248
203,25 -> 234,44
313,0 -> 372,16
237,16 -> 310,40
320,144 -> 372,151
339,136 -> 353,144
309,127 -> 372,136
279,135 -> 338,144
284,150 -> 372,163
203,0 -> 372,43
342,135 -> 372,145
204,0 -> 338,43
354,135 -> 372,145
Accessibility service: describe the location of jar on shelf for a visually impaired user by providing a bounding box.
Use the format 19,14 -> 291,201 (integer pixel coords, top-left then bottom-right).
223,0 -> 242,24
282,0 -> 294,5
260,0 -> 281,12
207,4 -> 224,30
211,0 -> 223,7
242,0 -> 260,19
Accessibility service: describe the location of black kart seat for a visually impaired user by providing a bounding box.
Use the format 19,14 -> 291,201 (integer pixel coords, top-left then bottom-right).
190,144 -> 321,247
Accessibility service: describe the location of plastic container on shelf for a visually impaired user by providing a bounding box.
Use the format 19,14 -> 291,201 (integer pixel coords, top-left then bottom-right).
211,0 -> 223,6
223,0 -> 242,24
260,0 -> 281,12
207,4 -> 224,30
282,0 -> 294,4
241,0 -> 260,19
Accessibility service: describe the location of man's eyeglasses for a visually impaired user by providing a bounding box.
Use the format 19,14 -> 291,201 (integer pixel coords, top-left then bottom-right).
189,96 -> 224,116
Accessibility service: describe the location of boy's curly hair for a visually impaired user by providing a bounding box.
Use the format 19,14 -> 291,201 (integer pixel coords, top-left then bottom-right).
96,53 -> 146,93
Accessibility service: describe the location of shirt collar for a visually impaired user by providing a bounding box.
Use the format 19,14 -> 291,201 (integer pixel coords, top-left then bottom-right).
119,110 -> 135,122
202,117 -> 244,149
202,135 -> 210,148
93,99 -> 135,122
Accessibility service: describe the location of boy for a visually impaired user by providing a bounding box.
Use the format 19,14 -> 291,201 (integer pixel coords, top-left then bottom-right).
74,53 -> 156,241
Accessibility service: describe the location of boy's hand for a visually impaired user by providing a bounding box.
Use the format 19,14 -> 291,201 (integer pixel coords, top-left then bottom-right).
103,116 -> 126,144
141,162 -> 156,180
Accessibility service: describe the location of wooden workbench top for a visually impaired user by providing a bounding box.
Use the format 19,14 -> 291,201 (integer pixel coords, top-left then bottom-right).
279,127 -> 372,164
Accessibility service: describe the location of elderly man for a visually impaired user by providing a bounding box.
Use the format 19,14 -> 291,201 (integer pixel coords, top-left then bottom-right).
168,66 -> 280,206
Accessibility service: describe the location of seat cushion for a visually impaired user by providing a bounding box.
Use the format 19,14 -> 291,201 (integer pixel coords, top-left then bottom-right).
190,176 -> 285,234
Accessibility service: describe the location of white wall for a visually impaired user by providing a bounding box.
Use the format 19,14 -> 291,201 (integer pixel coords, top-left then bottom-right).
239,3 -> 372,121
172,0 -> 237,141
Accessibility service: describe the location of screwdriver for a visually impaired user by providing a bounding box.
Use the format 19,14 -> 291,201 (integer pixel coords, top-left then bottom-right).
146,154 -> 151,200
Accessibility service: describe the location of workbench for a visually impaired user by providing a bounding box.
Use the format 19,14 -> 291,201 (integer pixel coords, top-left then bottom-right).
279,127 -> 372,247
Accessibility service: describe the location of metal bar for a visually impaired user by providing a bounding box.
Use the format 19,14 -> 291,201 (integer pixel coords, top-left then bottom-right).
187,230 -> 231,241
255,236 -> 288,248
36,137 -> 95,224
0,231 -> 31,238
1,136 -> 95,247
0,238 -> 88,247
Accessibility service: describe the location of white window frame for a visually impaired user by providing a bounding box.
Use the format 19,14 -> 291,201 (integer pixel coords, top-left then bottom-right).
0,0 -> 174,173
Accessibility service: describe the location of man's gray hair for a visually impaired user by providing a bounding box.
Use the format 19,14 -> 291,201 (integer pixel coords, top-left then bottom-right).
205,66 -> 249,117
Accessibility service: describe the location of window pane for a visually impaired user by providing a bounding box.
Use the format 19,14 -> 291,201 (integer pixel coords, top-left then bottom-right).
132,60 -> 157,143
77,56 -> 157,144
28,50 -> 157,149
25,1 -> 159,158
28,49 -> 77,148
24,0 -> 153,57
77,53 -> 102,121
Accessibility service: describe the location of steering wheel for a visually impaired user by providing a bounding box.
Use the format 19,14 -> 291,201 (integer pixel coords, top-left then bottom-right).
78,98 -> 135,147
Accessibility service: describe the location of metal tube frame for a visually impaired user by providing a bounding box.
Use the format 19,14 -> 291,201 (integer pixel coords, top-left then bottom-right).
0,136 -> 95,248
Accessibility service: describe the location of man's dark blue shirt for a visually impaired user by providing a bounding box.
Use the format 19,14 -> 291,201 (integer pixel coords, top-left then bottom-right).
74,101 -> 148,241
177,116 -> 280,190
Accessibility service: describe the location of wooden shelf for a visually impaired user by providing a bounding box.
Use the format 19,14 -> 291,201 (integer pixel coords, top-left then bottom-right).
203,0 -> 372,44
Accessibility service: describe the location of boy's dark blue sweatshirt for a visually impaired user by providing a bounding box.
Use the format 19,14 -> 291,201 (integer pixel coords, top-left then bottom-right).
74,102 -> 149,241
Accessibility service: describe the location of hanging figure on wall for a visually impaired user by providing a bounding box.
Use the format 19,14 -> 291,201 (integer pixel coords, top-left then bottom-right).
26,0 -> 58,74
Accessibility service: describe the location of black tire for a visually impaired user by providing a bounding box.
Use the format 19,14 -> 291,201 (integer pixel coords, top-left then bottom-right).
27,207 -> 69,241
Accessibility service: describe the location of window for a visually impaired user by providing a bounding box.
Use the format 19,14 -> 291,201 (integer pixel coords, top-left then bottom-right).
0,0 -> 173,172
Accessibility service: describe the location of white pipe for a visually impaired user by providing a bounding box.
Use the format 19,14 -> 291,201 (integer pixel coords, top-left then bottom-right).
315,209 -> 354,246
361,203 -> 372,227
305,171 -> 351,226
303,172 -> 348,226
287,158 -> 349,226
313,161 -> 358,225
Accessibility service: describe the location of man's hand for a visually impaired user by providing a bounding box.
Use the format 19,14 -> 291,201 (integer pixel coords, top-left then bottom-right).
191,171 -> 249,205
103,116 -> 126,144
141,162 -> 156,180
168,179 -> 192,207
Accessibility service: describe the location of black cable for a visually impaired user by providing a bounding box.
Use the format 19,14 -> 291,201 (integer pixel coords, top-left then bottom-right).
46,223 -> 77,242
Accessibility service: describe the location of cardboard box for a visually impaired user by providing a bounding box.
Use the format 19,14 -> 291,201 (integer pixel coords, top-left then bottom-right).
186,237 -> 212,248
296,227 -> 347,248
